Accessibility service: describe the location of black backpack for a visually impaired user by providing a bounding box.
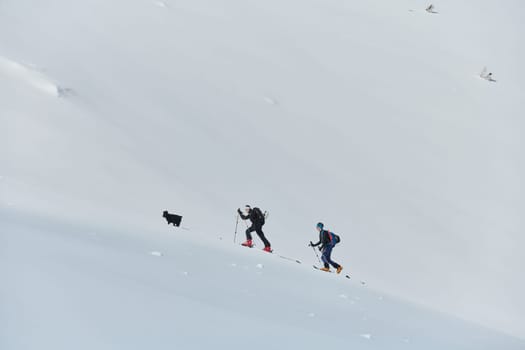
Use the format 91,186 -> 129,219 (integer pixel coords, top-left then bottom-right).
327,231 -> 341,244
253,207 -> 265,225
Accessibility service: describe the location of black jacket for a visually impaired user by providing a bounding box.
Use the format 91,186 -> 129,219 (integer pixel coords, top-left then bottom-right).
238,209 -> 264,226
311,229 -> 332,249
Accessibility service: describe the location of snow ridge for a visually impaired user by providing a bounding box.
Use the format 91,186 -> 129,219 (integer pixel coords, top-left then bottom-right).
0,56 -> 71,97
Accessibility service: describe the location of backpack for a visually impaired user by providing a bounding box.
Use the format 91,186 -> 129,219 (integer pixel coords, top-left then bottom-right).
253,207 -> 265,225
327,230 -> 341,244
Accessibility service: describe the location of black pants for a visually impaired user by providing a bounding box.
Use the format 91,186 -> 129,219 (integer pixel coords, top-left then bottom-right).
246,225 -> 271,247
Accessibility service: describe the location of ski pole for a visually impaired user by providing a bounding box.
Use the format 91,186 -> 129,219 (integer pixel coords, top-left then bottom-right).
234,213 -> 239,243
311,244 -> 322,265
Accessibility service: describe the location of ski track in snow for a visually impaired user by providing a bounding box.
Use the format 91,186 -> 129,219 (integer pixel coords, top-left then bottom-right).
0,55 -> 71,97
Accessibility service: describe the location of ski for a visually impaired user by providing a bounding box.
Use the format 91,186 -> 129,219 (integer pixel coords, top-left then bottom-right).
240,243 -> 271,253
313,265 -> 351,279
240,244 -> 301,262
313,265 -> 333,273
277,254 -> 302,264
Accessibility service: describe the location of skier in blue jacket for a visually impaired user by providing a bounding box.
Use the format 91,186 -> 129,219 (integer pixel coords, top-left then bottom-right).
309,222 -> 343,273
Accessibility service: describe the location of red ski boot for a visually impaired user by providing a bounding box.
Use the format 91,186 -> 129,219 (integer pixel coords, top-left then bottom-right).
241,239 -> 253,248
263,246 -> 273,253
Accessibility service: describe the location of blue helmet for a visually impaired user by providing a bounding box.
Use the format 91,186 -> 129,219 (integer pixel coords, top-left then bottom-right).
316,222 -> 324,230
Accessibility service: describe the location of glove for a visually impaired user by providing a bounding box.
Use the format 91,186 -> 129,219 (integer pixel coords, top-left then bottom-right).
237,208 -> 242,215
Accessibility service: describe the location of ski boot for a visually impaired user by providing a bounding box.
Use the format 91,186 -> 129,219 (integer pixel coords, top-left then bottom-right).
263,246 -> 273,253
320,267 -> 330,272
336,266 -> 343,274
241,239 -> 253,248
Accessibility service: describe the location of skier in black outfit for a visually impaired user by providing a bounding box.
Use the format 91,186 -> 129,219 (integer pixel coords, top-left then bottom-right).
237,205 -> 272,252
309,222 -> 343,273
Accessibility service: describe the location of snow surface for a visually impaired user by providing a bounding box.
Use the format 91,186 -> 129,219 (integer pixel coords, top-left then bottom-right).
2,210 -> 524,349
1,0 -> 524,347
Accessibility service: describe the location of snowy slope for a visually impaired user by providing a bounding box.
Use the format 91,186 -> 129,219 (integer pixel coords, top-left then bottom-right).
2,210 -> 524,349
1,0 -> 524,344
